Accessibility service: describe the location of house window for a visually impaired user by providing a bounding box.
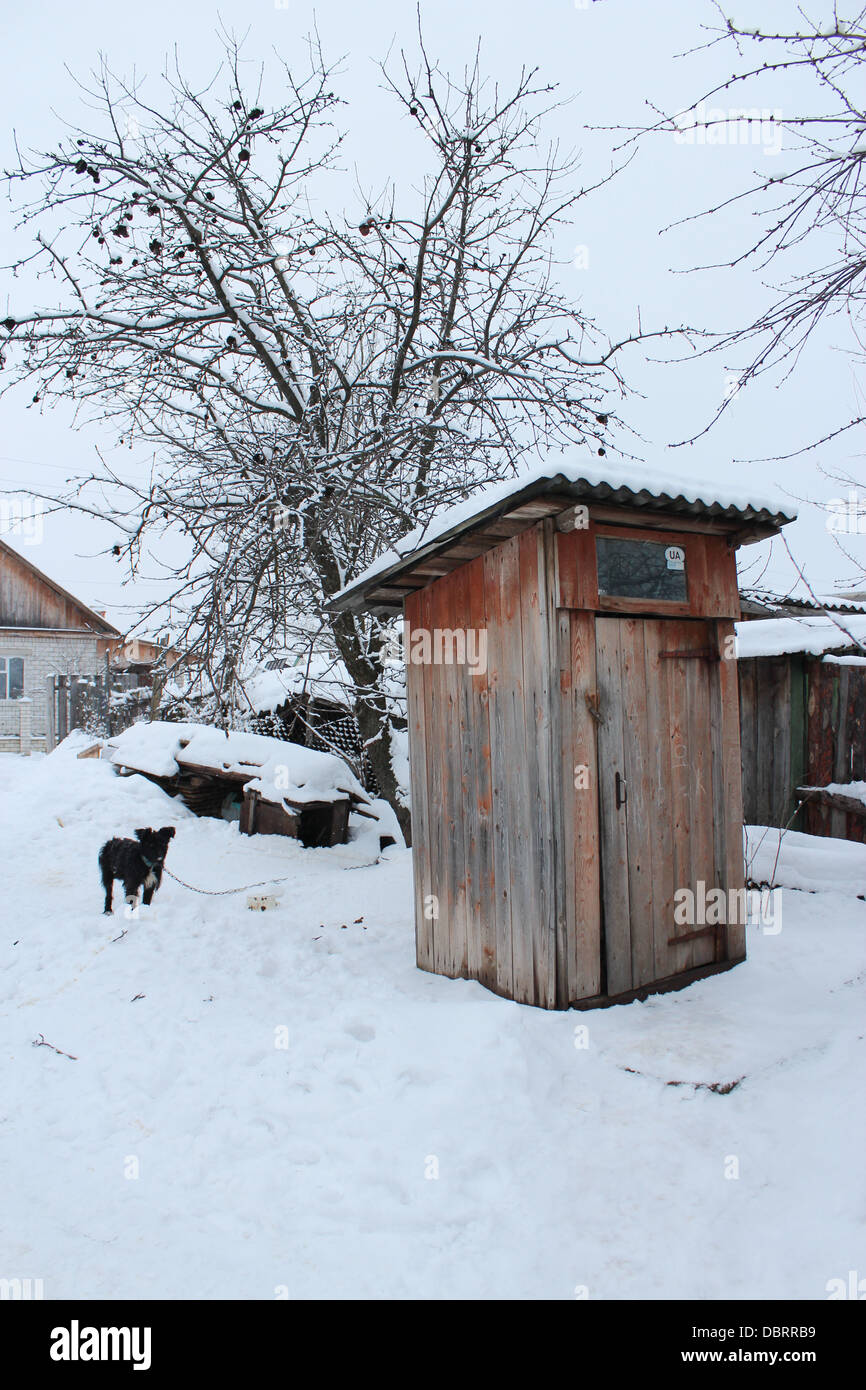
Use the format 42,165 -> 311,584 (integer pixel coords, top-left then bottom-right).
0,656 -> 24,700
596,535 -> 688,602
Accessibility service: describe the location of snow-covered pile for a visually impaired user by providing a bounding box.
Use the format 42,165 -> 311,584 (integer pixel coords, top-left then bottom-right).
242,649 -> 351,715
105,720 -> 201,778
242,744 -> 367,811
1,747 -> 863,1298
736,614 -> 866,659
107,720 -> 367,807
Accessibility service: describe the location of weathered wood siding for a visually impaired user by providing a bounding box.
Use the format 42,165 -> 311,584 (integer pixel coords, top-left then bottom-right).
802,658 -> 866,841
738,655 -> 805,829
405,525 -> 560,1007
406,513 -> 747,1008
552,607 -> 601,1005
0,543 -> 102,630
738,653 -> 866,840
594,616 -> 744,999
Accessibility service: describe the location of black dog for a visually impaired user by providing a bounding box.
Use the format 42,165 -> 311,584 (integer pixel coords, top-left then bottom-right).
99,827 -> 176,914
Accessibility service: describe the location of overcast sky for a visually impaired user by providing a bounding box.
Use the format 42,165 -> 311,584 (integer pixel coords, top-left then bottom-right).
2,0 -> 863,629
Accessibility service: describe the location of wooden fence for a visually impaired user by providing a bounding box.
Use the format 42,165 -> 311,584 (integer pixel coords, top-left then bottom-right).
45,673 -> 109,750
739,654 -> 866,840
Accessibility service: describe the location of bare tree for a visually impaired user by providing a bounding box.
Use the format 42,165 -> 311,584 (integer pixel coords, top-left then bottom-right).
624,4 -> 866,452
1,34 -> 654,834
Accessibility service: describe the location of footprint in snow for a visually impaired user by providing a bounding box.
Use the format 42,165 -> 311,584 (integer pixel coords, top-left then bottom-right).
344,1021 -> 376,1043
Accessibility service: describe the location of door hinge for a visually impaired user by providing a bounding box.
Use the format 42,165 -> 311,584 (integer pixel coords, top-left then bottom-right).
585,690 -> 604,724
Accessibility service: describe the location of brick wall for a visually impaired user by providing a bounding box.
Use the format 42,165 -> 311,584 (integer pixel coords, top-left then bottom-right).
0,630 -> 101,745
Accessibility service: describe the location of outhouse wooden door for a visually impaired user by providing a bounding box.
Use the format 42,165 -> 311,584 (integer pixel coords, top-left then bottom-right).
594,614 -> 739,997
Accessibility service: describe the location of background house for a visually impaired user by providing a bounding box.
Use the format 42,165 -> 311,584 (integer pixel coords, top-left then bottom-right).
0,536 -> 120,752
98,633 -> 188,728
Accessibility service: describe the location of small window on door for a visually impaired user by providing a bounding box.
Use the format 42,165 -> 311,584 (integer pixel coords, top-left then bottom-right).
596,536 -> 687,602
0,656 -> 24,700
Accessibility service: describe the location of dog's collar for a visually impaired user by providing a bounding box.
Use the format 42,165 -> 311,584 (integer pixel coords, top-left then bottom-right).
140,856 -> 160,870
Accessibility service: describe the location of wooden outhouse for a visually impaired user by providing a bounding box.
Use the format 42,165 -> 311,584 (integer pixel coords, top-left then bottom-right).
333,464 -> 796,1009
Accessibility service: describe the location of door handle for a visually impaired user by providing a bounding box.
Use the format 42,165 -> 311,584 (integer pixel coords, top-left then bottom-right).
615,771 -> 628,810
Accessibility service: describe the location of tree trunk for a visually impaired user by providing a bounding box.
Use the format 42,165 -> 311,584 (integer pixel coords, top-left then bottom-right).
328,606 -> 412,846
355,695 -> 412,847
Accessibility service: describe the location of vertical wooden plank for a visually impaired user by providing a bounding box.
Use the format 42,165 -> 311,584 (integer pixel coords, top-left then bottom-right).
754,658 -> 779,824
543,524 -> 566,1010
465,553 -> 495,992
738,659 -> 757,826
556,525 -> 598,610
512,529 -> 542,1005
594,617 -> 631,996
717,618 -> 746,960
556,529 -> 579,609
834,664 -> 851,788
405,589 -> 434,974
664,626 -> 695,982
685,534 -> 711,616
499,536 -> 528,999
806,658 -> 835,796
788,653 -> 807,830
702,535 -> 741,617
497,528 -> 539,1006
516,524 -> 558,1007
544,526 -> 571,1008
441,564 -> 470,981
643,621 -> 677,984
710,631 -> 730,958
420,582 -> 449,978
827,664 -> 846,838
570,611 -> 602,1001
848,666 -> 866,781
770,659 -> 792,828
619,617 -> 655,987
577,524 -> 599,610
684,623 -> 717,972
555,610 -> 576,1006
483,541 -> 515,1001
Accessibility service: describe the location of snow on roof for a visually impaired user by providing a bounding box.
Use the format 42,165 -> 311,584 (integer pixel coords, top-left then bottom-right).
334,456 -> 796,602
242,649 -> 351,713
107,720 -> 368,807
242,747 -> 365,812
740,588 -> 866,617
735,615 -> 866,659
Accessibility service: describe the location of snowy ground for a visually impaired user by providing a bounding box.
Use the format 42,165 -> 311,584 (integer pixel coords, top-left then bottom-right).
1,740 -> 863,1300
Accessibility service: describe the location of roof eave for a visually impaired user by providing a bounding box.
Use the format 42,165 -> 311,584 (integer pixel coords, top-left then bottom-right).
330,474 -> 795,615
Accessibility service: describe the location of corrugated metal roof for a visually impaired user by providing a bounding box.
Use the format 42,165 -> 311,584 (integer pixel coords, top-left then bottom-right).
332,466 -> 796,614
739,589 -> 866,620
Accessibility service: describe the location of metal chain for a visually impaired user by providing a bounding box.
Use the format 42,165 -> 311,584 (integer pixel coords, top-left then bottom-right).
162,867 -> 290,896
